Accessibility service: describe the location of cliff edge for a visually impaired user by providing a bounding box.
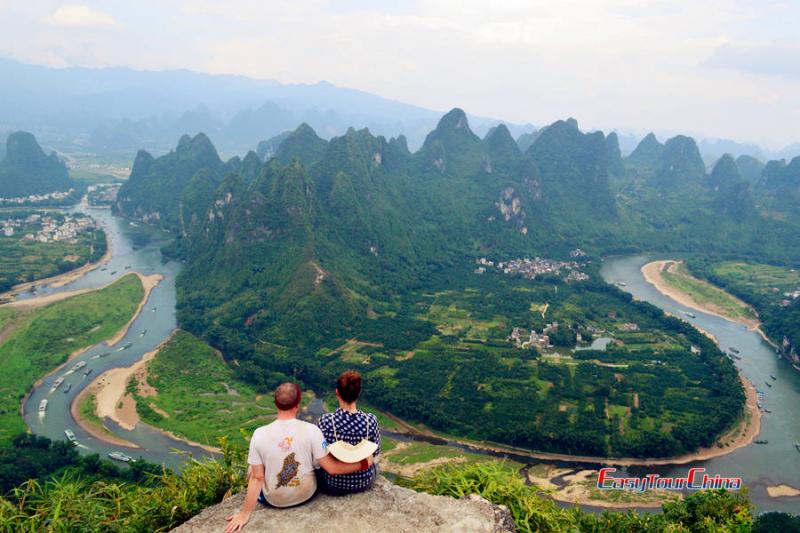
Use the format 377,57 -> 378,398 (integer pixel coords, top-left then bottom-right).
172,476 -> 515,532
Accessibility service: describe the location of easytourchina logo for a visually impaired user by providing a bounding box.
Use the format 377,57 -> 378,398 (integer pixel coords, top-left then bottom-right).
597,467 -> 743,492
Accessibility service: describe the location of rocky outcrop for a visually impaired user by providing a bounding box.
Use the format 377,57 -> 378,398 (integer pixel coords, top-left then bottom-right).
172,476 -> 515,532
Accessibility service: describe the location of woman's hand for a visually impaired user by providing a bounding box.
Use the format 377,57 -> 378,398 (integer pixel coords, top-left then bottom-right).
224,511 -> 251,533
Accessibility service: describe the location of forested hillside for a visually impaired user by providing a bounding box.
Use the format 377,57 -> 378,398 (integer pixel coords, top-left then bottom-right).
0,131 -> 74,198
755,156 -> 800,223
107,109 -> 800,457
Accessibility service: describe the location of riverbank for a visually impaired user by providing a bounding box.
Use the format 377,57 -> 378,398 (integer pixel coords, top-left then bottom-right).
89,342 -> 163,430
378,383 -> 759,470
642,260 -> 759,329
74,332 -> 220,454
22,274 -> 160,391
71,386 -> 139,448
367,377 -> 759,510
105,273 -> 162,346
22,272 -> 158,447
767,485 -> 800,498
0,227 -> 112,303
1,274 -> 146,440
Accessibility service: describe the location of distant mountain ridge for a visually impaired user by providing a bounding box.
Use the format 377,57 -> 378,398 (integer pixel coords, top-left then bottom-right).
0,131 -> 73,198
116,109 -> 634,351
108,108 -> 800,459
6,57 -> 789,164
0,57 -> 535,157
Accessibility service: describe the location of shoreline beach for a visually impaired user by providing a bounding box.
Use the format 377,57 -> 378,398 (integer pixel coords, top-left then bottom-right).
641,260 -> 760,330
74,332 -> 220,455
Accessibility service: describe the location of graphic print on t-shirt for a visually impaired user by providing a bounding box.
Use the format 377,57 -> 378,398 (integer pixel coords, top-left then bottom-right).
276,452 -> 300,488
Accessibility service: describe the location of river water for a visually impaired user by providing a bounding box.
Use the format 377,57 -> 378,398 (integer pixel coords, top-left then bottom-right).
601,255 -> 800,513
22,202 -> 215,468
18,207 -> 800,511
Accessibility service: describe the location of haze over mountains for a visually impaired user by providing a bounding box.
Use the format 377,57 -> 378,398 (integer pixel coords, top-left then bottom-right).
1,57 -> 796,164
0,57 -> 534,157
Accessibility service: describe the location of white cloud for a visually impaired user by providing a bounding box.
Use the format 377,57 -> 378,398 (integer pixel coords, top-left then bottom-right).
45,4 -> 117,27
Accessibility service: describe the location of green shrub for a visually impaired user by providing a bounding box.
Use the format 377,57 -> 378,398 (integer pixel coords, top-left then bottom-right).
400,461 -> 755,533
0,437 -> 247,532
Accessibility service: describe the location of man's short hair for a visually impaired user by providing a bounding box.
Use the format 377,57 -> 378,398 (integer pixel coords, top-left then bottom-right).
274,382 -> 302,411
336,370 -> 362,404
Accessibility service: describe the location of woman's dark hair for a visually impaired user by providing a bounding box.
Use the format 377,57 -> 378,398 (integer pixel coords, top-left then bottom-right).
337,370 -> 362,403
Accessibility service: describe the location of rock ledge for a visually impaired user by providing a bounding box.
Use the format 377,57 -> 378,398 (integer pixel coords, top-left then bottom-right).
172,476 -> 515,532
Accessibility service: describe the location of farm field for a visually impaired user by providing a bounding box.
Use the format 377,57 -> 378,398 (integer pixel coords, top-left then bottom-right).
315,269 -> 743,459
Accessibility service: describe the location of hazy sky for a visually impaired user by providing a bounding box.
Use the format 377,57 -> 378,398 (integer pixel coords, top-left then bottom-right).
1,0 -> 798,148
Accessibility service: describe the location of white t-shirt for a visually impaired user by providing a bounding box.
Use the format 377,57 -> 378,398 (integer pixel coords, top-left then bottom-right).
247,418 -> 329,507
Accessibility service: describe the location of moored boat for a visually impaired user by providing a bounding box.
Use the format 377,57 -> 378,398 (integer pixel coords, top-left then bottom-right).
49,376 -> 65,393
108,451 -> 134,462
38,399 -> 48,413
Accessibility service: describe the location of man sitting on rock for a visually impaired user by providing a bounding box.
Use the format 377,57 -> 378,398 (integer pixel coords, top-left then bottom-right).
225,382 -> 373,533
317,370 -> 382,495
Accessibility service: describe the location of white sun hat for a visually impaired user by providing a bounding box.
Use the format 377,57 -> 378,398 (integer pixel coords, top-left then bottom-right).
326,413 -> 378,463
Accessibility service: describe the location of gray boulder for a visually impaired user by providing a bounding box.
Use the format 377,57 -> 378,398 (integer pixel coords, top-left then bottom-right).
172,476 -> 515,532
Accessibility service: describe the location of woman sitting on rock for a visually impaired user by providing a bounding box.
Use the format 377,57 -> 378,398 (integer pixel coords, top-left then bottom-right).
317,370 -> 381,495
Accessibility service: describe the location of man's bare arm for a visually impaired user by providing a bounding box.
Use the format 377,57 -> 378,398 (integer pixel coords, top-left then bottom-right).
225,464 -> 265,533
319,454 -> 373,475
